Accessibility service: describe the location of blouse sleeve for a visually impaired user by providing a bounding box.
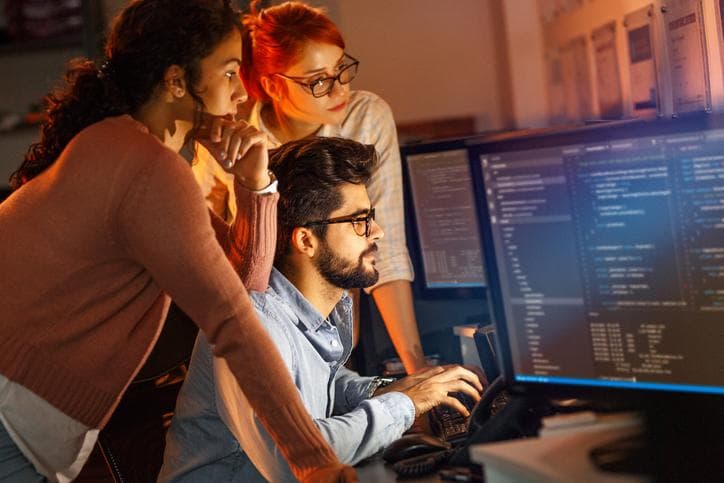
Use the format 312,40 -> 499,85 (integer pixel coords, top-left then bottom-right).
359,95 -> 414,292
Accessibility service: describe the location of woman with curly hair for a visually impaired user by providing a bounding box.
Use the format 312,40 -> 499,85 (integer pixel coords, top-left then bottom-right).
0,1 -> 353,481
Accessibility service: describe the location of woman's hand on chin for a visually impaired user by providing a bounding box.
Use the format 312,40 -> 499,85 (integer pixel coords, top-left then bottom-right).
197,116 -> 271,191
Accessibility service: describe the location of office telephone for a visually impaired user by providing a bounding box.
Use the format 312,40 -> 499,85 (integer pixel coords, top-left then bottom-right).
385,377 -> 553,477
429,378 -> 513,444
383,379 -> 509,462
382,323 -> 557,477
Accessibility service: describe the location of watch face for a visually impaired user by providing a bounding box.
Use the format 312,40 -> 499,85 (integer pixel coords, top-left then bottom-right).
368,378 -> 383,399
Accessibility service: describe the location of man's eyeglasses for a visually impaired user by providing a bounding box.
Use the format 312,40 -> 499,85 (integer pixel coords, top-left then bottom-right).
303,208 -> 375,238
275,54 -> 359,98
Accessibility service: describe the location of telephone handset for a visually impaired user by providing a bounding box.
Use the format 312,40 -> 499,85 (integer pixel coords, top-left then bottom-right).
464,376 -> 511,436
391,376 -> 553,476
388,376 -> 512,476
449,377 -> 553,466
390,323 -> 553,476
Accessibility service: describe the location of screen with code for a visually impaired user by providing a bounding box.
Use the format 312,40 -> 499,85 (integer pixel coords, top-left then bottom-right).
477,124 -> 724,394
407,148 -> 485,289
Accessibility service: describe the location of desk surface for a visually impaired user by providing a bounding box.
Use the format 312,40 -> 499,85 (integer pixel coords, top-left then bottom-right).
470,418 -> 647,483
356,412 -> 646,483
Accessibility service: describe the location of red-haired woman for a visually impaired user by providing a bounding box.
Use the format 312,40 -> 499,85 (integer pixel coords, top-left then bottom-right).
193,0 -> 428,375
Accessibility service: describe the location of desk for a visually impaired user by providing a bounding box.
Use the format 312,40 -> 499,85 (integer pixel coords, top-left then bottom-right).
355,412 -> 646,482
470,413 -> 648,483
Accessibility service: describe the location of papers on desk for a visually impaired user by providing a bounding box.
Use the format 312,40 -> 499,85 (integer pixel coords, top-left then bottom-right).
539,411 -> 641,438
470,412 -> 647,483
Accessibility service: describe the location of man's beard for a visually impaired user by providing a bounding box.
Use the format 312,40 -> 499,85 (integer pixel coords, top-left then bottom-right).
316,241 -> 379,290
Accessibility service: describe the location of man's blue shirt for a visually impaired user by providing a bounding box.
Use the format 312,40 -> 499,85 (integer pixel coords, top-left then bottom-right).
160,268 -> 415,482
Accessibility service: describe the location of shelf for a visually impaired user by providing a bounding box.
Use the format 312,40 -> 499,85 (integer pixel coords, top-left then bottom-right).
0,32 -> 85,55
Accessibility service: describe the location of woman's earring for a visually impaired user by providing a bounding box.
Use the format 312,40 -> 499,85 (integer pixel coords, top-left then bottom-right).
172,78 -> 185,97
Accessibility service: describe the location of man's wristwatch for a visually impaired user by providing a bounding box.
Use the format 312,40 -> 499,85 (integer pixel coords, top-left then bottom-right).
367,377 -> 396,399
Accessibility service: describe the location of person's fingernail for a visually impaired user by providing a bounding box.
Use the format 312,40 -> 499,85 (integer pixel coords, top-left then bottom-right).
219,151 -> 227,160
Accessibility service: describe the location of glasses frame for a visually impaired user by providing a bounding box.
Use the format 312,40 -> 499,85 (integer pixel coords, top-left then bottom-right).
303,207 -> 375,238
275,54 -> 360,98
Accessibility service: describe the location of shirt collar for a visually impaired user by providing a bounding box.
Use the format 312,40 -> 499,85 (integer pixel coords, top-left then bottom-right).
268,267 -> 352,332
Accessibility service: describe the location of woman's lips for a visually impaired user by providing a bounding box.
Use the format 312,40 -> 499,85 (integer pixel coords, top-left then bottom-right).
328,101 -> 348,112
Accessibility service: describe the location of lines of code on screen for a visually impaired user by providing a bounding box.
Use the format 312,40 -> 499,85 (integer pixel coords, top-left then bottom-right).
480,129 -> 723,391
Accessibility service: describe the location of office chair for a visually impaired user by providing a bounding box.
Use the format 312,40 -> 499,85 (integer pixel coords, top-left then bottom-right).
97,303 -> 198,483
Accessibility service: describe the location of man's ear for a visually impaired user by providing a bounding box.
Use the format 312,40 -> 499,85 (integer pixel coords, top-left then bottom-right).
163,65 -> 187,98
260,75 -> 284,102
290,227 -> 318,258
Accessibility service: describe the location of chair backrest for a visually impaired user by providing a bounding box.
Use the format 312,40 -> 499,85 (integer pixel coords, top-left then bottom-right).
97,303 -> 198,482
98,372 -> 185,482
134,303 -> 198,383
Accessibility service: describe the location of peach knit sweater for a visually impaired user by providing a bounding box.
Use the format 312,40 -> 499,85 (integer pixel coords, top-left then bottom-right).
0,115 -> 347,481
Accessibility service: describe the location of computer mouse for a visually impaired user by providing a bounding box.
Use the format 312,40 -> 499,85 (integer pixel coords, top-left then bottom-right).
382,433 -> 452,464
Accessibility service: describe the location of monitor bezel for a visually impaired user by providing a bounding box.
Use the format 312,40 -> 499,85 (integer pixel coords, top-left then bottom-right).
469,112 -> 724,402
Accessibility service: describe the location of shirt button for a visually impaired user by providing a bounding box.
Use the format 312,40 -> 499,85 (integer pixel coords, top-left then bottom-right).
331,340 -> 338,347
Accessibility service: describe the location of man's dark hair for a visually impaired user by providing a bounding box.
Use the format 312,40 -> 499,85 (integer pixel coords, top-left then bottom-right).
270,137 -> 378,268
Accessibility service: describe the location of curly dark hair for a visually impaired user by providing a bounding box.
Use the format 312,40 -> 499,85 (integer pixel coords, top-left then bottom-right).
10,0 -> 242,190
269,136 -> 378,269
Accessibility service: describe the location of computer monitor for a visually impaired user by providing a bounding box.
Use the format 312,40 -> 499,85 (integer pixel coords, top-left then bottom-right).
401,140 -> 486,296
470,114 -> 724,400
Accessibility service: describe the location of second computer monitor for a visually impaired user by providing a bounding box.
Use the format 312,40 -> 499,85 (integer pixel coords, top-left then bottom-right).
402,141 -> 486,291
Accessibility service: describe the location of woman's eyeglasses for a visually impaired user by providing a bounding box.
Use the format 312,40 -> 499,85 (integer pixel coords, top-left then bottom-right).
303,208 -> 375,237
275,54 -> 359,98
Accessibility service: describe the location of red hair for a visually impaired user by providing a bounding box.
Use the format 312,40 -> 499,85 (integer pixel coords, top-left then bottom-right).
241,0 -> 345,103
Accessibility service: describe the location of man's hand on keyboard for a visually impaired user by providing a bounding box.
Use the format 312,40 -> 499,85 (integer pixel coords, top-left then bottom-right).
374,365 -> 482,418
462,364 -> 488,387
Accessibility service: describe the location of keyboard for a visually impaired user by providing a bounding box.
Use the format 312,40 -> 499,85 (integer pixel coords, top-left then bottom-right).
428,393 -> 476,442
429,388 -> 513,443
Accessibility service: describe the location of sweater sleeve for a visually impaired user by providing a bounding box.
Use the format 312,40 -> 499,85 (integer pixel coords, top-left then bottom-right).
214,305 -> 413,478
208,180 -> 278,292
116,152 -> 348,482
